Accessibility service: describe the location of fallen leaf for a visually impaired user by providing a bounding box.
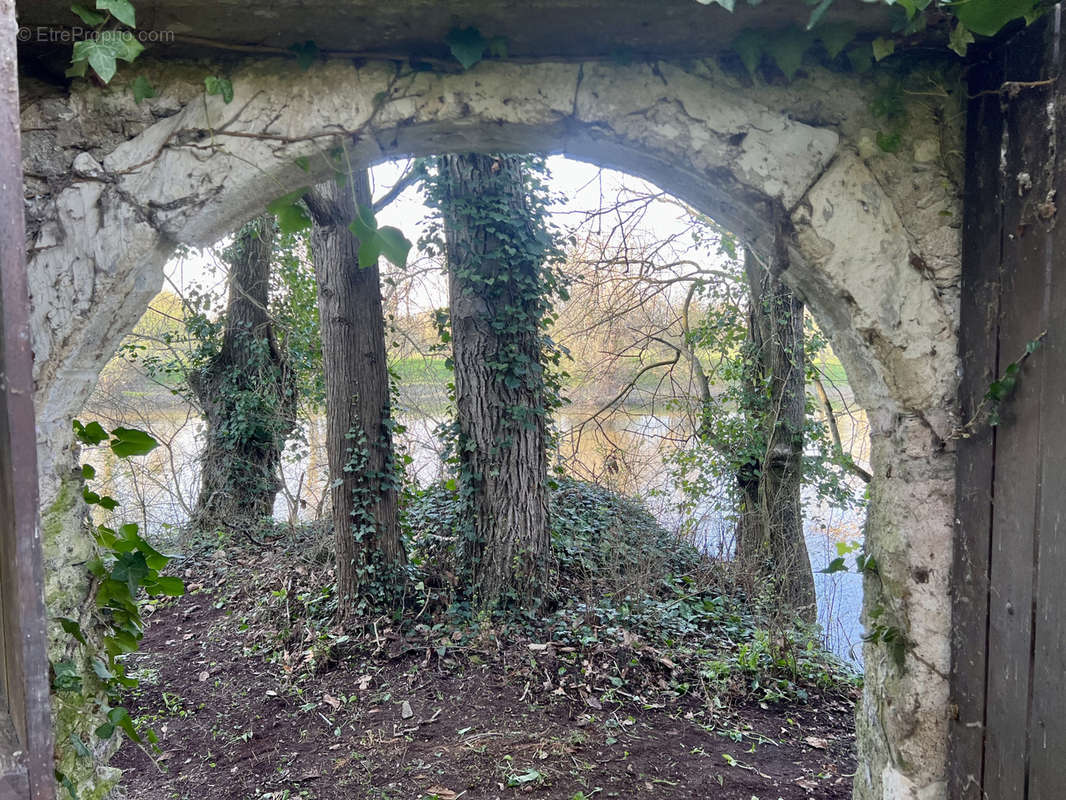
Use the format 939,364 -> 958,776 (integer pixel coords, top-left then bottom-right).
579,689 -> 602,710
401,700 -> 414,719
424,787 -> 458,800
323,694 -> 342,710
805,736 -> 829,750
357,674 -> 372,690
197,670 -> 209,682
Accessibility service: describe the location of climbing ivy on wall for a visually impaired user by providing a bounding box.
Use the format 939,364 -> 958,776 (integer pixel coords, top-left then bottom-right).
53,421 -> 184,797
62,0 -> 1053,90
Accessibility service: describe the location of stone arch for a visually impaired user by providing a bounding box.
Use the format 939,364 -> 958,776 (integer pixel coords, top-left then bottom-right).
24,55 -> 962,800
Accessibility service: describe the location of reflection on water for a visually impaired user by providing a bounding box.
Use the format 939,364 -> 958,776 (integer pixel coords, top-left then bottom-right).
84,404 -> 867,667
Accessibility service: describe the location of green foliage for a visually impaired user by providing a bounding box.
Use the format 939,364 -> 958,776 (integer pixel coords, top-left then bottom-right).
952,0 -> 1043,38
863,606 -> 906,669
204,75 -> 234,104
713,0 -> 1051,74
404,477 -> 855,702
54,421 -> 185,795
665,243 -> 859,535
268,188 -> 313,234
131,74 -> 156,103
272,231 -> 325,408
288,40 -> 320,70
982,332 -> 1045,427
348,204 -> 413,268
445,26 -> 508,70
65,1 -> 143,83
67,31 -> 143,83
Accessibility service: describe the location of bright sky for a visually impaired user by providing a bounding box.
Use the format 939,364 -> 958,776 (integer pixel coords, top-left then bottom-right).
163,155 -> 717,312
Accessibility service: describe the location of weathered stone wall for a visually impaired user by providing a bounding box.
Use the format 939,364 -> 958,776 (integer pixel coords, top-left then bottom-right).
20,55 -> 963,799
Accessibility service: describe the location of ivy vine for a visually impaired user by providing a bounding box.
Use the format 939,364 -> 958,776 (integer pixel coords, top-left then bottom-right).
53,420 -> 184,797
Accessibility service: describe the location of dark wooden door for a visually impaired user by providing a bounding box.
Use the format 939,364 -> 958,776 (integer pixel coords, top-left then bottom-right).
951,10 -> 1066,799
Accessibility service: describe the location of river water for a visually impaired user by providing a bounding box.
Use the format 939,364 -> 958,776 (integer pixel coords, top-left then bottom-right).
83,403 -> 868,667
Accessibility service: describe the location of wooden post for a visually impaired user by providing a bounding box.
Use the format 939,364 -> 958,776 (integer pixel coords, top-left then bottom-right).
0,3 -> 57,798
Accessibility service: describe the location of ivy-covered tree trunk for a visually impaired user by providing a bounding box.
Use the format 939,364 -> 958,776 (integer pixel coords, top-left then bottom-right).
304,170 -> 404,620
189,216 -> 297,533
437,153 -> 551,610
735,245 -> 816,623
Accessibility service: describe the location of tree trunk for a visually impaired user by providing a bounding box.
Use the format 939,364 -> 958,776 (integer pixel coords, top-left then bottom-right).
735,244 -> 816,623
438,153 -> 551,611
305,170 -> 404,620
189,216 -> 296,534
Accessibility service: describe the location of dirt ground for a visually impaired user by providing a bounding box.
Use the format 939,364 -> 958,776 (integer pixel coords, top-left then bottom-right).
113,564 -> 857,800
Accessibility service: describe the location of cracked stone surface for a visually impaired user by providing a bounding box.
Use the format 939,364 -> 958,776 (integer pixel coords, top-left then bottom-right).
21,55 -> 964,800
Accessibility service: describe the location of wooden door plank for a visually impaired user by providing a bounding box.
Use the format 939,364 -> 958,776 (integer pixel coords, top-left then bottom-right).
949,44 -> 1006,800
1028,16 -> 1066,793
981,19 -> 1055,799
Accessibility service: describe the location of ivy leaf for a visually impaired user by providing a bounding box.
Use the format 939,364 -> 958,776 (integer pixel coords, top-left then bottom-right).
872,36 -> 896,62
695,0 -> 735,9
65,59 -> 89,79
145,576 -> 185,597
268,188 -> 312,233
288,40 -> 320,71
71,32 -> 143,82
819,557 -> 848,574
275,203 -> 312,234
375,226 -> 412,267
768,27 -> 810,81
69,734 -> 92,759
53,661 -> 83,693
818,22 -> 856,59
73,420 -> 109,446
445,26 -> 489,69
71,4 -> 107,25
732,29 -> 766,76
109,426 -> 158,458
845,42 -> 873,73
952,0 -> 1037,38
895,0 -> 920,18
355,239 -> 382,269
348,202 -> 379,241
91,658 -> 115,680
97,495 -> 119,511
112,551 -> 150,596
58,617 -> 87,645
204,75 -> 234,104
131,74 -> 155,104
294,156 -> 310,172
81,463 -> 96,480
948,21 -> 975,57
96,0 -> 136,28
73,39 -> 117,82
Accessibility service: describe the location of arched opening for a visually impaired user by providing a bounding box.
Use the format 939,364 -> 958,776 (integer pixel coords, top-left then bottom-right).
27,55 -> 960,800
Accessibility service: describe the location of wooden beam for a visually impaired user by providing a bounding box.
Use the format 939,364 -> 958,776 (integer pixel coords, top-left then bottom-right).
0,3 -> 56,798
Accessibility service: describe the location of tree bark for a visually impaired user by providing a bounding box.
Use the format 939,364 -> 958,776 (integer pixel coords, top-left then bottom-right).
305,170 -> 404,619
735,244 -> 816,623
189,216 -> 296,534
438,154 -> 551,610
